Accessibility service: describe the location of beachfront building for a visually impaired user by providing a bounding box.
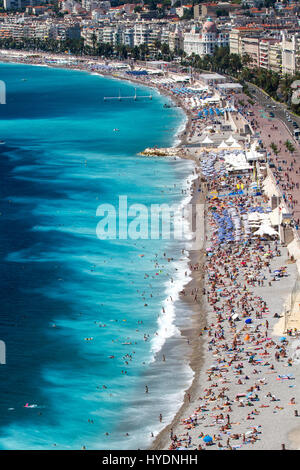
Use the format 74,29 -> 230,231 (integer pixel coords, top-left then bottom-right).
229,26 -> 264,57
241,35 -> 260,67
168,28 -> 184,52
133,22 -> 151,47
122,26 -> 134,48
256,38 -> 282,73
269,41 -> 282,73
81,25 -> 103,46
229,24 -> 300,74
3,0 -> 48,9
281,32 -> 300,75
183,18 -> 229,57
80,20 -> 174,51
0,17 -> 81,42
198,72 -> 227,86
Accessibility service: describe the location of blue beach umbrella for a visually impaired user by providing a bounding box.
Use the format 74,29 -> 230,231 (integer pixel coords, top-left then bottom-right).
203,435 -> 213,443
245,319 -> 252,324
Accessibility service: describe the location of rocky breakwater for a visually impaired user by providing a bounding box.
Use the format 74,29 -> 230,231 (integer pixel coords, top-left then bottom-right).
140,147 -> 182,157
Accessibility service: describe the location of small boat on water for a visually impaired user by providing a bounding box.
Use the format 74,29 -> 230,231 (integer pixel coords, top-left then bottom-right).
0,140 -> 5,144
113,128 -> 119,132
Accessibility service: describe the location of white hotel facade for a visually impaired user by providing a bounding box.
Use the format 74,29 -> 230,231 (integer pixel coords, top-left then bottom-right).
183,18 -> 229,57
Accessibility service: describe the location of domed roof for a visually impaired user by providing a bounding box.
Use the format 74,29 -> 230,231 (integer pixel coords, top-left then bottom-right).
203,17 -> 217,33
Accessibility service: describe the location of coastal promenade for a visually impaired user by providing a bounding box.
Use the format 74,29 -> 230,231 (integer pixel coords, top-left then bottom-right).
240,92 -> 300,229
1,50 -> 300,450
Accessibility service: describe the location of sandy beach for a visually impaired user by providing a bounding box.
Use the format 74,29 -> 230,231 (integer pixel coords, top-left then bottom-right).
1,49 -> 300,451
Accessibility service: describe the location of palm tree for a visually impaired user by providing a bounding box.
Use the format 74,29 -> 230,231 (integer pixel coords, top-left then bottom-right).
270,142 -> 278,155
242,53 -> 252,68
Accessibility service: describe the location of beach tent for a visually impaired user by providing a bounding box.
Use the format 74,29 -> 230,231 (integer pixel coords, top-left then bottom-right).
226,135 -> 236,144
202,136 -> 214,145
218,141 -> 229,149
230,139 -> 243,149
269,206 -> 286,226
253,225 -> 279,237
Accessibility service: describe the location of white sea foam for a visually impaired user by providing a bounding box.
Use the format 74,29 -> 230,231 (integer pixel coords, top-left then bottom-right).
150,160 -> 199,358
172,113 -> 188,148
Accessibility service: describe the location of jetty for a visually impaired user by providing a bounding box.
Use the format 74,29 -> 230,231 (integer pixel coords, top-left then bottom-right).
104,88 -> 152,101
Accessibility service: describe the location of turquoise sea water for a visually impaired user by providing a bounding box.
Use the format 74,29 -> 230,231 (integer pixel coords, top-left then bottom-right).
0,63 -> 195,449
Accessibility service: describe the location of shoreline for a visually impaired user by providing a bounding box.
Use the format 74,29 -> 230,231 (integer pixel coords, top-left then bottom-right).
0,51 -> 205,449
150,184 -> 208,450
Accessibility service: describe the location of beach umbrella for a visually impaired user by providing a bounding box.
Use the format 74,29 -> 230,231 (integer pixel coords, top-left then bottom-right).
203,435 -> 213,443
280,337 -> 286,342
244,334 -> 250,341
245,318 -> 252,324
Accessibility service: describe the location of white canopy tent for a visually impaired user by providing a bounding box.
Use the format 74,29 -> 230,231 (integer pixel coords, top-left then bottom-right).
269,206 -> 287,226
202,136 -> 214,145
226,135 -> 236,144
253,224 -> 279,237
218,140 -> 229,149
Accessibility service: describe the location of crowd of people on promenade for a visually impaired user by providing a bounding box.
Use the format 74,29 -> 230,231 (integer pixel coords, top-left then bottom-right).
236,94 -> 300,230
